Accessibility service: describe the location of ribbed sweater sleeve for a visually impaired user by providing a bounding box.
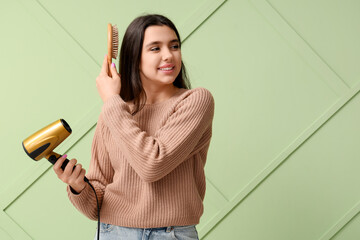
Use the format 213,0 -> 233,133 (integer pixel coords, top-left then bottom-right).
101,88 -> 214,182
66,116 -> 114,220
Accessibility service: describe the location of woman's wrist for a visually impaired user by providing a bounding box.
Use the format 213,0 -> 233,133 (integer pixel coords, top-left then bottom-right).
69,184 -> 86,195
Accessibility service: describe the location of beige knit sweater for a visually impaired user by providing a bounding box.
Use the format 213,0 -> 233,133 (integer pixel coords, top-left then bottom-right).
67,87 -> 214,228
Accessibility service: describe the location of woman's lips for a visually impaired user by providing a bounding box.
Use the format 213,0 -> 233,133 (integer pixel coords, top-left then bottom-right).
158,64 -> 175,73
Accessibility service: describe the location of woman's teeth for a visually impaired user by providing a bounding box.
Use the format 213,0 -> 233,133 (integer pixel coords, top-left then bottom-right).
159,67 -> 174,70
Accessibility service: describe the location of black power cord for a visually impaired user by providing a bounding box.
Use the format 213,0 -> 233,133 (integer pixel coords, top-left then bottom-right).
49,155 -> 101,240
85,180 -> 100,240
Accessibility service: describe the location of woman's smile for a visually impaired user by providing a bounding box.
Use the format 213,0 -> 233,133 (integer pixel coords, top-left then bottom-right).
158,64 -> 175,73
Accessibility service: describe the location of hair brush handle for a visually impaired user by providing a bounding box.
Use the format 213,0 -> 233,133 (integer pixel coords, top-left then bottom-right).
48,154 -> 89,183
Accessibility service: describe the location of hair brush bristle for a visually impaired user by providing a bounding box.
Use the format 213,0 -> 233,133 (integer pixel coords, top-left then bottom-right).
112,25 -> 119,59
107,23 -> 119,77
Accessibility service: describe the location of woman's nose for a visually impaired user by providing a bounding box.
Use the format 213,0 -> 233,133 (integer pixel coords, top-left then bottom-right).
162,48 -> 173,61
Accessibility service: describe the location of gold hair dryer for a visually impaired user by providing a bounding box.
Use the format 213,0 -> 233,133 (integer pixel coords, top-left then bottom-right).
22,119 -> 88,182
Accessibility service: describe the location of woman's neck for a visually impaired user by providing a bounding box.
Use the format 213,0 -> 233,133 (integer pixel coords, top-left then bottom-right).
143,84 -> 179,104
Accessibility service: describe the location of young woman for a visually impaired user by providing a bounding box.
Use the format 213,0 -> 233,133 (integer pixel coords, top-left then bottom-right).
53,14 -> 214,240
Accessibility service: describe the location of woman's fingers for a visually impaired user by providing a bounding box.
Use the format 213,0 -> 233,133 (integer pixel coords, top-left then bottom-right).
110,62 -> 120,80
53,154 -> 67,176
69,166 -> 87,193
53,156 -> 77,182
100,55 -> 109,76
70,163 -> 82,179
96,56 -> 121,102
73,166 -> 86,185
52,155 -> 87,194
63,158 -> 77,177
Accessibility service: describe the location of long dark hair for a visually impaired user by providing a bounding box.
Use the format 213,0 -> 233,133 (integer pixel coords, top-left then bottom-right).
118,14 -> 191,115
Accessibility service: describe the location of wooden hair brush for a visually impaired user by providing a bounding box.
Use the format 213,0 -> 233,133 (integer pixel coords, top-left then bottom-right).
107,23 -> 119,77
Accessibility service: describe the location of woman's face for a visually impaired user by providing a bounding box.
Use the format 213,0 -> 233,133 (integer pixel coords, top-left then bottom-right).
139,25 -> 182,89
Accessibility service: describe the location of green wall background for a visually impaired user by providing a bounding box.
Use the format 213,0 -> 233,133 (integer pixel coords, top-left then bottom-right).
1,0 -> 359,239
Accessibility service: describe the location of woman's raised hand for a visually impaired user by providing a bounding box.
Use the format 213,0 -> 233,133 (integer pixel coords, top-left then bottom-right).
96,55 -> 121,103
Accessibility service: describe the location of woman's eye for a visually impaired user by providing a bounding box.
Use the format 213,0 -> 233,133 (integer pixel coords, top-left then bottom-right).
150,47 -> 160,51
171,45 -> 179,50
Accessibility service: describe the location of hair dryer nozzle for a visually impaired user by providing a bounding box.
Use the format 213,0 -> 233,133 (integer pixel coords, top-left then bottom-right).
60,119 -> 72,134
22,119 -> 72,161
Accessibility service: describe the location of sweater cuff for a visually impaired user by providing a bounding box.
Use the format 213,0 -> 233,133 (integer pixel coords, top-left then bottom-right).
69,185 -> 80,195
67,183 -> 92,204
103,95 -> 128,110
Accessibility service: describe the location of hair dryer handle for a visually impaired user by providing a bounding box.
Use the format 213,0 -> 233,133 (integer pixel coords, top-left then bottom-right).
48,154 -> 89,183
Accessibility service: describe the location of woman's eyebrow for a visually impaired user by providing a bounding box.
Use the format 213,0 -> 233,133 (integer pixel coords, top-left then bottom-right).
145,39 -> 179,48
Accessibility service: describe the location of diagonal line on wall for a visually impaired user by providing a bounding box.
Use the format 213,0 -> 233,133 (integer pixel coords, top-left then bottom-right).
319,200 -> 360,240
15,0 -> 100,77
0,211 -> 31,240
250,0 -> 350,97
180,0 -> 227,42
34,0 -> 98,65
34,0 -> 100,68
199,81 -> 360,238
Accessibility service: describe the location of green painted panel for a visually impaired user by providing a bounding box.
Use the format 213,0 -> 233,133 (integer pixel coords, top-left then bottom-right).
198,180 -> 228,234
202,90 -> 360,239
0,228 -> 12,240
332,213 -> 360,240
183,0 -> 339,200
0,211 -> 31,240
268,0 -> 360,88
0,0 -> 99,194
5,126 -> 96,240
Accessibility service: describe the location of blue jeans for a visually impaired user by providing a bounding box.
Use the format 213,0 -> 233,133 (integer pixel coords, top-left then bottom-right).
94,223 -> 199,240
